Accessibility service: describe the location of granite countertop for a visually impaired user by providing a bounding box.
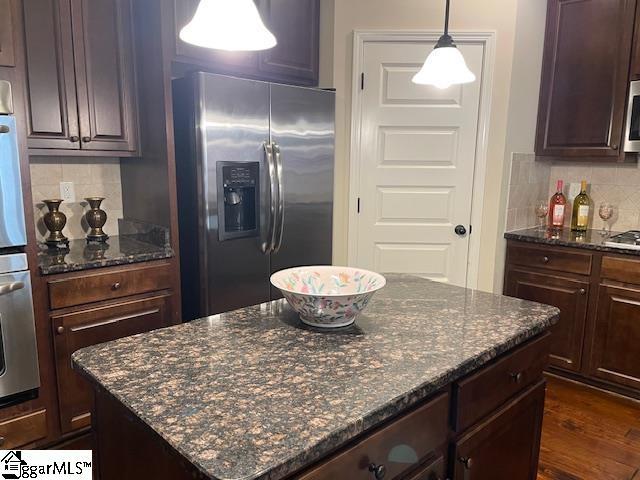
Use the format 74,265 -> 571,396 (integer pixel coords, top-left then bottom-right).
504,227 -> 640,255
72,275 -> 558,480
38,219 -> 174,275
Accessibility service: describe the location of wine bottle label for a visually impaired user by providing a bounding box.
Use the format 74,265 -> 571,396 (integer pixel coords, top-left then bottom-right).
577,205 -> 589,227
552,204 -> 565,226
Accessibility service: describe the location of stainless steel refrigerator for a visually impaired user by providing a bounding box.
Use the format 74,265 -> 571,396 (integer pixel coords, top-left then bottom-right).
174,73 -> 334,320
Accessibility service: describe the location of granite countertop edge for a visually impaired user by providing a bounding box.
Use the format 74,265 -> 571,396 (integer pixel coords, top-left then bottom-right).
504,229 -> 640,256
71,310 -> 559,480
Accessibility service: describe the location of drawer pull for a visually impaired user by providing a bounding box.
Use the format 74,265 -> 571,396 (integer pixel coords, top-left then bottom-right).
0,436 -> 5,446
70,309 -> 160,333
56,326 -> 65,335
510,371 -> 523,383
542,256 -> 550,264
579,288 -> 587,295
112,282 -> 121,291
368,463 -> 386,479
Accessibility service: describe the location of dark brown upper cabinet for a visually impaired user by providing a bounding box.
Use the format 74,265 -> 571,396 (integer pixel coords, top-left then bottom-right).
23,0 -> 139,155
172,0 -> 319,86
535,0 -> 636,160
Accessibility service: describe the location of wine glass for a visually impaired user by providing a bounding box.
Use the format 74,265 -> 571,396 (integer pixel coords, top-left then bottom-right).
598,203 -> 614,237
535,200 -> 549,232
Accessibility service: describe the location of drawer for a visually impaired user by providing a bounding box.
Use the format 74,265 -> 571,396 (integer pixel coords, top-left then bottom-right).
48,263 -> 172,310
453,333 -> 550,432
404,454 -> 445,480
0,410 -> 47,448
601,255 -> 640,285
507,243 -> 592,276
299,393 -> 449,480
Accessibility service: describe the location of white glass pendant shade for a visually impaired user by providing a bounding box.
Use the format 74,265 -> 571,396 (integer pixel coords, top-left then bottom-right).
412,46 -> 476,89
179,0 -> 277,51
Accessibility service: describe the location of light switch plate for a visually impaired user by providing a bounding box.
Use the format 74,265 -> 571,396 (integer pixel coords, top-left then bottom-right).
60,182 -> 75,203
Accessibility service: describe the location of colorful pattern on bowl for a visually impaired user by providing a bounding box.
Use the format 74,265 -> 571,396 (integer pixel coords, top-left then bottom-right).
271,267 -> 386,328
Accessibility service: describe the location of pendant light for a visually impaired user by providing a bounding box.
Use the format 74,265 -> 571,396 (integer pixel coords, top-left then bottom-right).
179,0 -> 277,52
412,0 -> 475,89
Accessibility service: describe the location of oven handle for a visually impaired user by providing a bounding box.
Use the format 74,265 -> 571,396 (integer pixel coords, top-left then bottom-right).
0,281 -> 25,296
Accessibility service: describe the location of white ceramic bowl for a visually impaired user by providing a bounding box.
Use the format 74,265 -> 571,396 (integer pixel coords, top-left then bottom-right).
270,266 -> 386,328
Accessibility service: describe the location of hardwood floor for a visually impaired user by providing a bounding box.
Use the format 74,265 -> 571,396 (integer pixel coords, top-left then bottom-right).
538,375 -> 640,480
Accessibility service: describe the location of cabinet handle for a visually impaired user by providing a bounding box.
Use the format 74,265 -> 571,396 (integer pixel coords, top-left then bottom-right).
0,436 -> 5,446
56,326 -> 65,335
459,457 -> 473,469
70,135 -> 79,142
542,256 -> 550,264
82,136 -> 91,143
579,288 -> 587,295
510,371 -> 523,383
368,463 -> 386,479
612,144 -> 619,150
112,282 -> 121,291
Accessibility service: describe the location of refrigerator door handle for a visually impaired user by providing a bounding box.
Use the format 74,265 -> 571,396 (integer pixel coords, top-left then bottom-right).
272,143 -> 285,253
262,142 -> 278,254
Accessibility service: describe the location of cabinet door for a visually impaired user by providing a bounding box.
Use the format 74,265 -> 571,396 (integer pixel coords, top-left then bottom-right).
172,0 -> 259,73
257,0 -> 319,86
0,0 -> 16,67
535,0 -> 635,158
71,0 -> 139,152
23,0 -> 80,150
452,381 -> 545,480
52,294 -> 172,434
504,268 -> 588,372
588,284 -> 640,391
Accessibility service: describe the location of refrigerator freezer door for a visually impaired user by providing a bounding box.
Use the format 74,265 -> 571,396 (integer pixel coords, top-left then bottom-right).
198,73 -> 272,315
269,84 -> 335,297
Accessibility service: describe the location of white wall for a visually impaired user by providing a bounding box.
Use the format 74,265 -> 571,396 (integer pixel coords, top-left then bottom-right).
320,0 -> 548,292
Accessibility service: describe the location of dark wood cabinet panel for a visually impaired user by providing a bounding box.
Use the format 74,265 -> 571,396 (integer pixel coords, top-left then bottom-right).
23,0 -> 80,150
504,269 -> 588,372
630,0 -> 640,81
171,0 -> 319,86
52,294 -> 172,434
71,0 -> 138,152
257,0 -> 319,86
452,381 -> 545,480
0,0 -> 16,67
588,283 -> 640,390
535,0 -> 636,159
22,0 -> 139,154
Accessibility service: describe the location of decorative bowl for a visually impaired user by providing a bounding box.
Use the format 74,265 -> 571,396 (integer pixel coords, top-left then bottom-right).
270,266 -> 386,328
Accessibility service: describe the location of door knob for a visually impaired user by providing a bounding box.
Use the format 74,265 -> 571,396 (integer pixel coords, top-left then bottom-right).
454,225 -> 467,236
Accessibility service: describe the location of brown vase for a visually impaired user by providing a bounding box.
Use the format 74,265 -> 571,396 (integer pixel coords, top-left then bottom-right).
85,197 -> 109,242
43,199 -> 69,247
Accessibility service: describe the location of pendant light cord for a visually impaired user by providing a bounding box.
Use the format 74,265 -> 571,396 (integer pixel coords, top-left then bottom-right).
444,0 -> 450,36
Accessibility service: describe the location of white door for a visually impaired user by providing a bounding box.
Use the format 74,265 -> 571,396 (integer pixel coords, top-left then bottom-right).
352,39 -> 484,287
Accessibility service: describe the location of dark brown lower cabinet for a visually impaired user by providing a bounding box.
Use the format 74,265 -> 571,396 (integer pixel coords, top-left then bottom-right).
588,283 -> 640,391
504,269 -> 588,372
452,381 -> 545,480
52,294 -> 172,434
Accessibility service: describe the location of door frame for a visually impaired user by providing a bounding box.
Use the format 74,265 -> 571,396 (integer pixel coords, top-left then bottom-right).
347,30 -> 495,289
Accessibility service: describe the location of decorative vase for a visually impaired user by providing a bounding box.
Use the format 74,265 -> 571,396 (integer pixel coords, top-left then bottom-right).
85,197 -> 109,243
43,199 -> 69,248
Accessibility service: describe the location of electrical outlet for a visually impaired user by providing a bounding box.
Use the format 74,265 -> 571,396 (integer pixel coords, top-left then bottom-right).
60,182 -> 76,203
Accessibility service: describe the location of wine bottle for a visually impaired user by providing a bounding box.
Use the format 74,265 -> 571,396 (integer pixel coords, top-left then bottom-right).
571,180 -> 591,232
549,180 -> 567,229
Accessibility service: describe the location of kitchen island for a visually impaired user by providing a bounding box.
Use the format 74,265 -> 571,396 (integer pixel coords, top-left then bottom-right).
72,275 -> 558,480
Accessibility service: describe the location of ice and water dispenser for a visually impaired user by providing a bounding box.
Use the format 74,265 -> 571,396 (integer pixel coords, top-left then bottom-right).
217,162 -> 259,241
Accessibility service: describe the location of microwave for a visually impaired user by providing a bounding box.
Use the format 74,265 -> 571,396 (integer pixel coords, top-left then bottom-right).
625,80 -> 640,152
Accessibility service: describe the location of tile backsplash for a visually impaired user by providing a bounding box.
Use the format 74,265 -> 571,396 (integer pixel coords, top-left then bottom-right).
547,162 -> 640,232
505,153 -> 551,231
30,157 -> 123,242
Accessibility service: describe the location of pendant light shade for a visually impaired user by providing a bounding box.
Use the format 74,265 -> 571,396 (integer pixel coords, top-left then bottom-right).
179,0 -> 277,52
412,0 -> 475,89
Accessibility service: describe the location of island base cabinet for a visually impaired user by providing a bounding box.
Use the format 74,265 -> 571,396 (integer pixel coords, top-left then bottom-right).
452,381 -> 545,480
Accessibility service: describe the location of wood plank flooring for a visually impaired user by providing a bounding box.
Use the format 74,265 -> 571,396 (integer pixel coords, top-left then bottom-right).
538,375 -> 640,480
